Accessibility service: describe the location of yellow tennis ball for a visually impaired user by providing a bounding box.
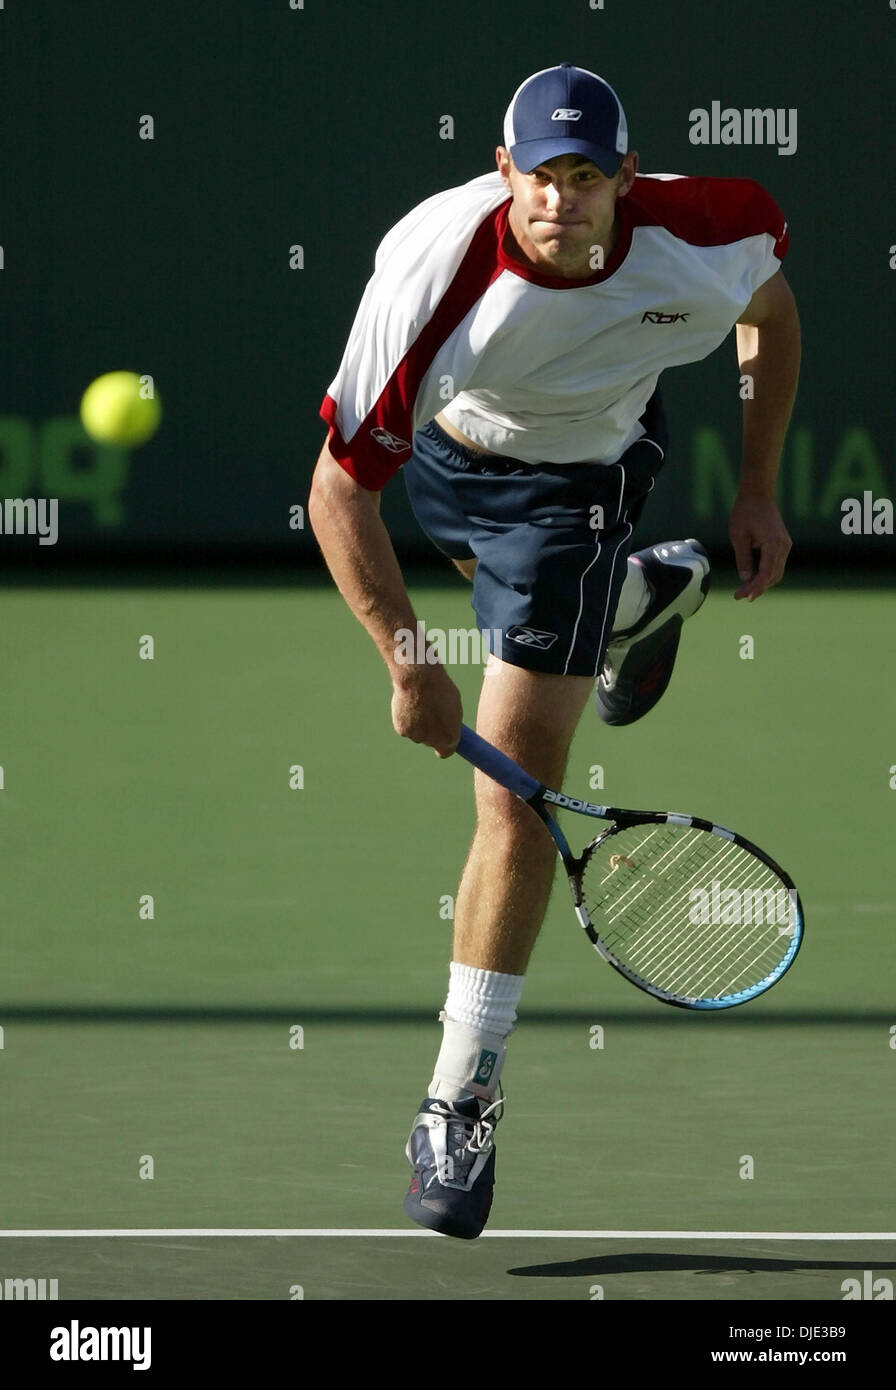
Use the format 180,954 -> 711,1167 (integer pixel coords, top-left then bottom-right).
80,371 -> 162,447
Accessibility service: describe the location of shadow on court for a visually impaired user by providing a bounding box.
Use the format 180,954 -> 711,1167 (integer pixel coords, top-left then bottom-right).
508,1253 -> 896,1278
0,1005 -> 892,1025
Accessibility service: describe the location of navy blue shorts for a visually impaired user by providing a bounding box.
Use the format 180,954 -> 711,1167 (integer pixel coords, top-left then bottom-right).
402,390 -> 668,677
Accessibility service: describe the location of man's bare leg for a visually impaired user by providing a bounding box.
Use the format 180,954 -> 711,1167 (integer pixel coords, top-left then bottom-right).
405,581 -> 593,1238
447,554 -> 591,972
423,657 -> 591,1119
453,659 -> 592,974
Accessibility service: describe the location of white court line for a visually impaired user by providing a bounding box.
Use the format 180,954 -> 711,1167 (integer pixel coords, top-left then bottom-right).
0,1229 -> 894,1240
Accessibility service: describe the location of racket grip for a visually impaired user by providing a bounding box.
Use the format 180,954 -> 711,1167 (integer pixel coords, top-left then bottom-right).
456,724 -> 541,802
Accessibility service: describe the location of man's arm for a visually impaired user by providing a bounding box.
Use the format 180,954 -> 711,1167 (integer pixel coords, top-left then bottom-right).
307,438 -> 463,755
731,267 -> 801,600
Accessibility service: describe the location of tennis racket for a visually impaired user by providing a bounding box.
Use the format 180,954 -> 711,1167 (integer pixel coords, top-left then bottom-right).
456,724 -> 803,1010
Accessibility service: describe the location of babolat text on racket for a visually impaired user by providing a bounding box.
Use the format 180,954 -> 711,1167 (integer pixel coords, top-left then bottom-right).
455,724 -> 803,1010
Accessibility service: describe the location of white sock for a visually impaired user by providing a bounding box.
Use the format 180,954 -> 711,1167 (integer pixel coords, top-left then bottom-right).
611,555 -> 651,634
428,963 -> 524,1102
444,961 -> 523,1034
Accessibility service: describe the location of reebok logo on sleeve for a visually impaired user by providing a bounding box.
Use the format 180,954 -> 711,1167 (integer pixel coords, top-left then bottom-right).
370,427 -> 411,452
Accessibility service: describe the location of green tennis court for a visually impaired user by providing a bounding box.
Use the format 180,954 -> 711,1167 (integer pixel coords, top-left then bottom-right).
2,575 -> 894,1300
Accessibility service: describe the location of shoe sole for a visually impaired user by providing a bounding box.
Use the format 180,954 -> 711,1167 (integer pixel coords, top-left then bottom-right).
595,616 -> 684,726
402,1190 -> 491,1240
403,1147 -> 496,1240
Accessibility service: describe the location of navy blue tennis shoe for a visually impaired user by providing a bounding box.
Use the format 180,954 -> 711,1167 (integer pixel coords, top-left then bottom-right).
595,539 -> 711,726
403,1092 -> 504,1239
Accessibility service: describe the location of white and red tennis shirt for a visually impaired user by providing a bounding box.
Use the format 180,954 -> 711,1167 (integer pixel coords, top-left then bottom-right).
320,171 -> 789,489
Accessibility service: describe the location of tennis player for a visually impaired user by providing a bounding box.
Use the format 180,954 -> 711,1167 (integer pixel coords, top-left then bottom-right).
309,64 -> 800,1238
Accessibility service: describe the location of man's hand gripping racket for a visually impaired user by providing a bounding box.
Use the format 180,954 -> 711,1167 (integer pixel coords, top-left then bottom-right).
456,725 -> 803,1010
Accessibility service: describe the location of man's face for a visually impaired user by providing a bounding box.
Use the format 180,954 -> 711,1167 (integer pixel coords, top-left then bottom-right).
497,148 -> 638,279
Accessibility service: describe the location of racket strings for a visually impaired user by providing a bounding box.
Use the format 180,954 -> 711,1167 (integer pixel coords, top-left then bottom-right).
580,823 -> 796,1000
621,835 -> 779,983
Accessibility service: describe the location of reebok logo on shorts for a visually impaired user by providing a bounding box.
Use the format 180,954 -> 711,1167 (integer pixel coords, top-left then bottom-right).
370,427 -> 410,452
506,625 -> 559,650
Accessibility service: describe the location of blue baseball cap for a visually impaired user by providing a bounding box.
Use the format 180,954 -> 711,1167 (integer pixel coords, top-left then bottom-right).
503,63 -> 628,177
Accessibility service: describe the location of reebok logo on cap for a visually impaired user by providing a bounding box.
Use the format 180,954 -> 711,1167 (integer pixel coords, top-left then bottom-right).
504,63 -> 628,177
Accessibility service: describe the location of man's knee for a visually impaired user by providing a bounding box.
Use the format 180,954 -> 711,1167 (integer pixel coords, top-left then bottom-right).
472,778 -> 554,853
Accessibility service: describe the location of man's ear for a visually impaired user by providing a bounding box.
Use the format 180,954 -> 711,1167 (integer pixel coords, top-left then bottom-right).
496,146 -> 513,185
617,151 -> 639,197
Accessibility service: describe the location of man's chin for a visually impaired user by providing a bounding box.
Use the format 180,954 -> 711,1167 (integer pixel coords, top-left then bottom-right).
533,225 -> 591,251
530,244 -> 593,278
534,224 -> 585,241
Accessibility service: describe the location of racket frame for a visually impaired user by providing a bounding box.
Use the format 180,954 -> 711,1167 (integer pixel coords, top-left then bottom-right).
456,724 -> 804,1010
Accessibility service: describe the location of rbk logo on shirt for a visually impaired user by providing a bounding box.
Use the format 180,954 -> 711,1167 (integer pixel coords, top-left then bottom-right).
642,311 -> 691,324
